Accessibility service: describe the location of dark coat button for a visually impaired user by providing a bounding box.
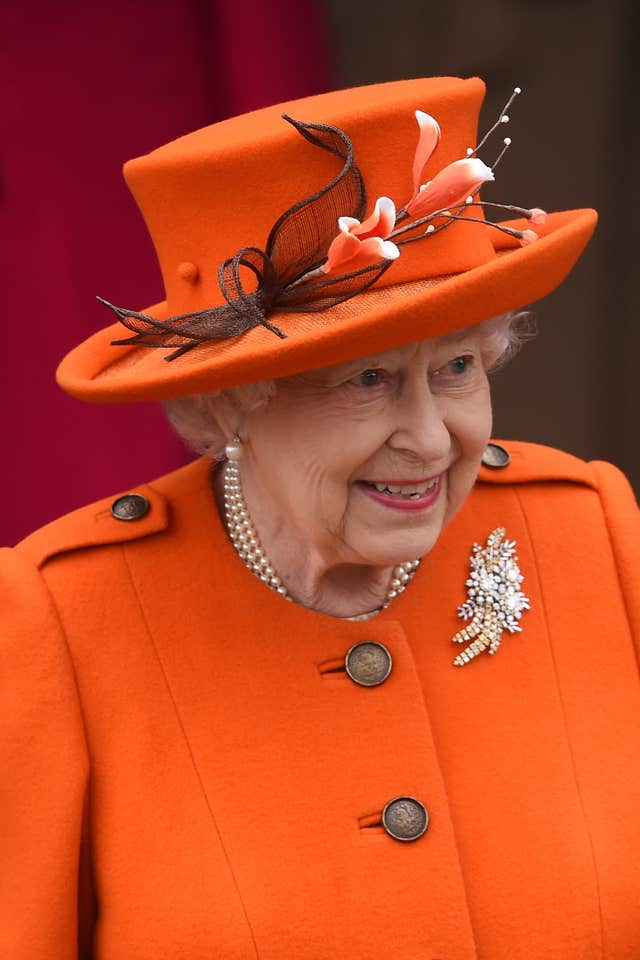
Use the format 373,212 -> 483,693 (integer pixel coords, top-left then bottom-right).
382,797 -> 429,841
111,494 -> 150,521
481,442 -> 511,469
345,641 -> 392,686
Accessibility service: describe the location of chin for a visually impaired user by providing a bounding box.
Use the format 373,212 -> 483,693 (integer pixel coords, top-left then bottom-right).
352,523 -> 445,567
343,477 -> 457,564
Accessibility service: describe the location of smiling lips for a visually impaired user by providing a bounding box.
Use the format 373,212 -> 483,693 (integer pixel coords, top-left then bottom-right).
358,476 -> 443,512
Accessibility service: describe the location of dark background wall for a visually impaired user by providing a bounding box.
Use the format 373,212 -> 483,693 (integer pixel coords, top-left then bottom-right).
2,0 -> 637,546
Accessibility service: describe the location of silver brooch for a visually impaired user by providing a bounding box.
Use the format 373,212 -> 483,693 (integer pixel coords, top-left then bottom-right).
451,527 -> 530,667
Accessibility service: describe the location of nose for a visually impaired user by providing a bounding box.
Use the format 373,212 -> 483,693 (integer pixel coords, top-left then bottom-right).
386,380 -> 451,467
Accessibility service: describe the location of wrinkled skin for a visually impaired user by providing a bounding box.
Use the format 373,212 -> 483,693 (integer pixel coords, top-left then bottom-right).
216,327 -> 494,618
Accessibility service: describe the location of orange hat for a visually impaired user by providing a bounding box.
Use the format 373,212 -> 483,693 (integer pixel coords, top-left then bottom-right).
57,76 -> 597,404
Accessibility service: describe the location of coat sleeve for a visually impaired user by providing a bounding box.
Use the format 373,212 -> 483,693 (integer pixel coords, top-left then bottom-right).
590,460 -> 640,662
0,547 -> 93,959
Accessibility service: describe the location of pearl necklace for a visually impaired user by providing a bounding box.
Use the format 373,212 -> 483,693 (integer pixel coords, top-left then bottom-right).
223,461 -> 420,619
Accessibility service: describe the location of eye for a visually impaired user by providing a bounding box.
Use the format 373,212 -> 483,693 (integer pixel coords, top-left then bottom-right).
349,368 -> 388,388
448,355 -> 472,374
433,354 -> 475,378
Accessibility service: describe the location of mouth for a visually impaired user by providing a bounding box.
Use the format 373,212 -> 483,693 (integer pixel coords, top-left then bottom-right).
363,477 -> 439,498
356,475 -> 443,511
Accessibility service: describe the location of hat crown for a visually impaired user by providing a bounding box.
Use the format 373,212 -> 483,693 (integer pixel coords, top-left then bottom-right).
124,77 -> 495,314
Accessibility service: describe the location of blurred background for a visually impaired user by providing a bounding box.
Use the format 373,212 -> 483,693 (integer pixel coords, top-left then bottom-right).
2,0 -> 637,545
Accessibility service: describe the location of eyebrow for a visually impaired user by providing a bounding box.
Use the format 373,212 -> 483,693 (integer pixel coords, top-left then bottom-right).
320,331 -> 476,382
318,355 -> 381,381
439,327 -> 475,344
336,335 -> 467,373
341,355 -> 378,370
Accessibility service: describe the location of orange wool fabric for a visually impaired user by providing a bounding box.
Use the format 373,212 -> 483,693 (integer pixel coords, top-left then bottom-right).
2,440 -> 639,959
55,77 -> 597,403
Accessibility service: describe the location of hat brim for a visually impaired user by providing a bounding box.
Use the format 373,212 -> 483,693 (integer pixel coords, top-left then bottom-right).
57,208 -> 596,403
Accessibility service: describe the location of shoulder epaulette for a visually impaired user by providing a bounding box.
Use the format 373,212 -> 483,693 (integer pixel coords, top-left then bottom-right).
478,440 -> 597,488
16,481 -> 170,570
14,444 -> 602,569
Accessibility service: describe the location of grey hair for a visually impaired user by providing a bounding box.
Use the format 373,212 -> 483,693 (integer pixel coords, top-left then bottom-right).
162,309 -> 535,461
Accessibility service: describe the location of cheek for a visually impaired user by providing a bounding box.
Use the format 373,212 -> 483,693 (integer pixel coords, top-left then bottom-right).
454,381 -> 492,449
249,398 -> 387,527
467,402 -> 493,455
446,387 -> 493,496
256,394 -> 389,473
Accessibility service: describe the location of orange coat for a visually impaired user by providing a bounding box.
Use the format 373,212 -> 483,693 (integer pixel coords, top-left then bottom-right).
2,441 -> 639,960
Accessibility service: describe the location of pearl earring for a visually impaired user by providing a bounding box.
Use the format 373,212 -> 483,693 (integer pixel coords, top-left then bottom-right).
225,434 -> 244,461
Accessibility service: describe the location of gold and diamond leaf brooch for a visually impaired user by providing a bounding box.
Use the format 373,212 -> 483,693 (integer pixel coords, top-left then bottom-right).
452,527 -> 530,667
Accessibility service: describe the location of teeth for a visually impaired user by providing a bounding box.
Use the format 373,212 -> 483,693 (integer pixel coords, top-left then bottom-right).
368,478 -> 438,498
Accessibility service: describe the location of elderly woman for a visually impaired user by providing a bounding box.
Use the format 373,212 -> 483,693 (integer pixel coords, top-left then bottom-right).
3,77 -> 639,959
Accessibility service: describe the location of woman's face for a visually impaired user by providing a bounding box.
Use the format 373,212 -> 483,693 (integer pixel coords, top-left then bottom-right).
240,328 -> 493,566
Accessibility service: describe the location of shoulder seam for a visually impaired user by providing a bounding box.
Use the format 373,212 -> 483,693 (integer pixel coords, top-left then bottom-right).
589,461 -> 640,676
36,562 -> 93,761
17,482 -> 170,571
477,440 -> 595,489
